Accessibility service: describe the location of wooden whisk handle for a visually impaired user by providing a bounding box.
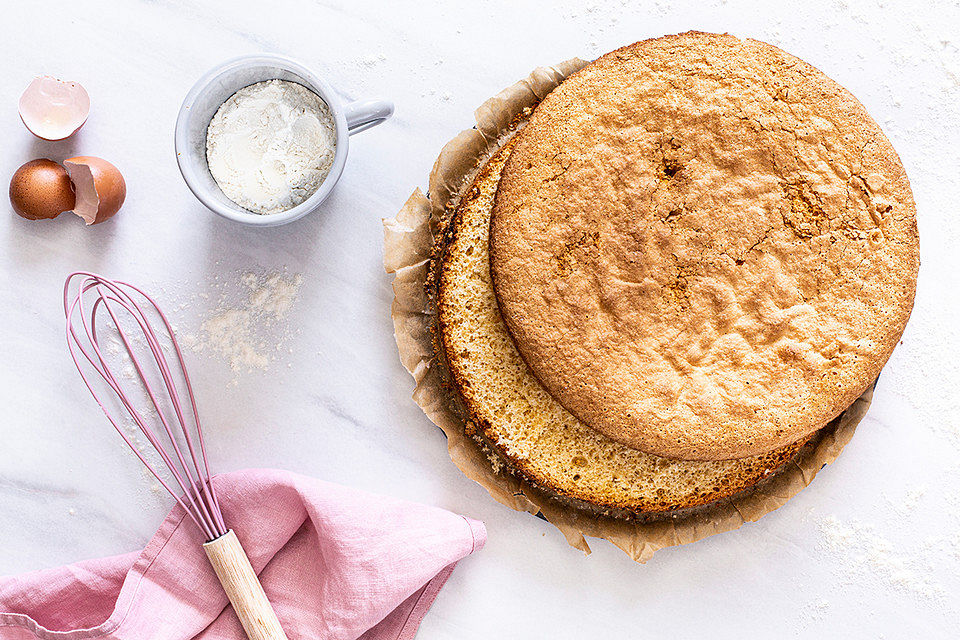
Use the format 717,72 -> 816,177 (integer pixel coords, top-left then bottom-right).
203,530 -> 289,640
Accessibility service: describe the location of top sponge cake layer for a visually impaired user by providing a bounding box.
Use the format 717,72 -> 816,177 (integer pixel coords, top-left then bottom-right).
489,32 -> 919,460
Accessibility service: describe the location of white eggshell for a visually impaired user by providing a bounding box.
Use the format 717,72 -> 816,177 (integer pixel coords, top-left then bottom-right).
18,76 -> 91,141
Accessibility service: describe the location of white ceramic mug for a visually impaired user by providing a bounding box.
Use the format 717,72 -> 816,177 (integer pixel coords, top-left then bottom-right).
175,54 -> 393,226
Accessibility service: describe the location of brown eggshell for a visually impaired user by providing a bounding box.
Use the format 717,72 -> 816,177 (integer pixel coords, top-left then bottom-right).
63,156 -> 126,225
9,159 -> 75,221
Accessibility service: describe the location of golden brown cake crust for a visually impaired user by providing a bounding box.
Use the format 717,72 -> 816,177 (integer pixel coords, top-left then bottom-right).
437,133 -> 809,517
489,32 -> 919,460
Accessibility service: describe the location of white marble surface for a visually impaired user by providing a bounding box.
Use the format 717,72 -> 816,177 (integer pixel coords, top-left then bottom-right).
1,1 -> 958,637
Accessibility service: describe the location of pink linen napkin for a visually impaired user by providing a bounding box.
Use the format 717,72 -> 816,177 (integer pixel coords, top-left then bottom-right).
0,469 -> 485,640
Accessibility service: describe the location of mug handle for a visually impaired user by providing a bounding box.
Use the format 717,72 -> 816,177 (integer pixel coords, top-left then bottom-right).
343,99 -> 394,135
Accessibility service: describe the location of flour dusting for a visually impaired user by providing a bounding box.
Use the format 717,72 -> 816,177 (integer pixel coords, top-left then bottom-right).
183,270 -> 303,374
817,515 -> 944,600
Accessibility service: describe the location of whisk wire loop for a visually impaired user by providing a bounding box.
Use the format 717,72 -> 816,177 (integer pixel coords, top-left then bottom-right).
64,272 -> 226,540
94,286 -> 223,536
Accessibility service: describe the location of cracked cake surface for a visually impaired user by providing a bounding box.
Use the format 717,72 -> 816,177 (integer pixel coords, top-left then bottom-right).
489,32 -> 919,460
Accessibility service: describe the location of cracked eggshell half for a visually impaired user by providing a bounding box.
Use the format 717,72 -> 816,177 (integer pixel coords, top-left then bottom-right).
63,157 -> 126,225
19,76 -> 90,141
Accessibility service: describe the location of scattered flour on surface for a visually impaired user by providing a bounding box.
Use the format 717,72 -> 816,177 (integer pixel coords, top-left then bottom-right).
186,270 -> 303,374
357,52 -> 387,68
902,486 -> 927,511
883,484 -> 928,517
922,532 -> 960,561
817,515 -> 944,601
795,597 -> 832,632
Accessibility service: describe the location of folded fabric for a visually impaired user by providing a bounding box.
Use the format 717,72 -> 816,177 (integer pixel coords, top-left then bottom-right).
0,469 -> 485,640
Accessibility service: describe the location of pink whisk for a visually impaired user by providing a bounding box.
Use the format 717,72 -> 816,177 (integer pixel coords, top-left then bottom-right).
64,272 -> 288,640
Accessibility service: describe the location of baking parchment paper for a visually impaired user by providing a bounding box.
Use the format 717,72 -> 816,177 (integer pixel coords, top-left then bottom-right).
383,59 -> 874,563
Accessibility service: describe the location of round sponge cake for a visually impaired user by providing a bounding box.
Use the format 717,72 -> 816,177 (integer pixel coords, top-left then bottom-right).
489,32 -> 919,460
438,134 -> 808,516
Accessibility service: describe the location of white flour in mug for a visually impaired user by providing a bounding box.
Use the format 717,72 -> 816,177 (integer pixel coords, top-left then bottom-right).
206,79 -> 336,215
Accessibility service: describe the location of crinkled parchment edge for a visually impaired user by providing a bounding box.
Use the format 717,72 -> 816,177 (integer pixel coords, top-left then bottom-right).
383,59 -> 874,563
